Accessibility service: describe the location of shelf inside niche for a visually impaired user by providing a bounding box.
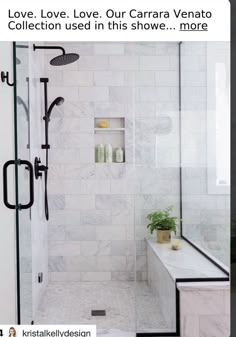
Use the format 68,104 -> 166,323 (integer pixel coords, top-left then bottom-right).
94,128 -> 125,132
94,117 -> 125,129
94,117 -> 125,163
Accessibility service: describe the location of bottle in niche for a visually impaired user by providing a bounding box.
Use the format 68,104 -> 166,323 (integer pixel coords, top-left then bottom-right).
105,144 -> 113,163
97,144 -> 105,163
115,146 -> 124,163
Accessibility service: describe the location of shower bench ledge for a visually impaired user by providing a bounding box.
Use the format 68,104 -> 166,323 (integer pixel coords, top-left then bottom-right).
146,238 -> 229,336
146,237 -> 228,280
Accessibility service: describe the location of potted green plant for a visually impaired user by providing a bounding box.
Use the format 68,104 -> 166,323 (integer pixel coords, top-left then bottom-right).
147,206 -> 177,243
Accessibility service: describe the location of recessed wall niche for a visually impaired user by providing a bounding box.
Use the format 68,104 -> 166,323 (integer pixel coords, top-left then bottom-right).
94,117 -> 125,163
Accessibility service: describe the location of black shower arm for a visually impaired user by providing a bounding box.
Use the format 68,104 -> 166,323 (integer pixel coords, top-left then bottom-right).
33,44 -> 66,55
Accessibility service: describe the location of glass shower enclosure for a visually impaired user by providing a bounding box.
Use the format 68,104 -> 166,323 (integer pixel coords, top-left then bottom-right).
1,41 -> 230,336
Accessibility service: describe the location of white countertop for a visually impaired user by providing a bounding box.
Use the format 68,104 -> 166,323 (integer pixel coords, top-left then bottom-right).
147,238 -> 228,280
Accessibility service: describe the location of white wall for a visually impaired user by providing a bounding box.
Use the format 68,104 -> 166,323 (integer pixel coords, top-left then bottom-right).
0,42 -> 17,323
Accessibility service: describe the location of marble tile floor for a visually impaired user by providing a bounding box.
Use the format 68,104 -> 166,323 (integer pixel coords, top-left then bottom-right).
35,281 -> 169,336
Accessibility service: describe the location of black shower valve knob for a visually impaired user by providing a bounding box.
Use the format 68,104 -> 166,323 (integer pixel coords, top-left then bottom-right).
34,157 -> 48,180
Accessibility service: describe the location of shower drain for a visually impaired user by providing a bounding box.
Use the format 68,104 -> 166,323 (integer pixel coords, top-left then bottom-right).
91,310 -> 106,316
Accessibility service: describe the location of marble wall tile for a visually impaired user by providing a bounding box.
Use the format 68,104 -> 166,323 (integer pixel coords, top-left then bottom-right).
137,87 -> 172,102
136,256 -> 147,271
48,195 -> 65,210
96,226 -> 126,241
111,207 -> 134,226
65,195 -> 95,210
48,86 -> 79,102
95,194 -> 133,211
109,56 -> 139,70
156,71 -> 179,86
181,290 -> 225,315
136,240 -> 147,256
48,226 -> 66,241
134,102 -> 156,118
48,257 -> 65,272
111,241 -> 135,256
80,210 -> 111,226
155,42 -> 179,55
199,315 -> 230,337
147,244 -> 176,329
181,315 -> 199,337
50,132 -> 94,149
64,256 -> 96,272
181,55 -> 206,72
94,43 -> 124,55
77,56 -> 109,70
109,87 -> 133,103
48,210 -> 80,226
79,148 -> 94,163
46,42 -> 181,280
80,180 -> 111,194
94,71 -> 124,86
125,42 -> 156,56
139,56 -> 171,70
78,87 -> 109,102
111,272 -> 135,281
62,101 -> 94,118
66,164 -> 95,180
50,149 -> 81,164
94,102 -> 128,117
126,256 -> 135,271
65,226 -> 96,241
63,71 -> 93,86
49,272 -> 81,282
81,272 -> 111,281
49,241 -> 80,257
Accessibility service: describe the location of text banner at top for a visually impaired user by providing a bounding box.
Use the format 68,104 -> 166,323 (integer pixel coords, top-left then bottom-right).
0,0 -> 230,41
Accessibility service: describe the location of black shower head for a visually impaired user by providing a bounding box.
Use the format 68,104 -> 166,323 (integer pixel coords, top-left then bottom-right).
33,44 -> 80,66
50,53 -> 80,66
47,96 -> 64,120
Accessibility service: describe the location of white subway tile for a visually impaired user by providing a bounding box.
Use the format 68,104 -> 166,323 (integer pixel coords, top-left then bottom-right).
63,71 -> 93,86
94,43 -> 124,55
78,56 -> 109,70
49,272 -> 81,282
140,56 -> 170,70
156,71 -> 179,86
78,87 -> 109,102
125,43 -> 156,56
94,71 -> 124,86
81,272 -> 111,281
109,56 -> 139,70
65,195 -> 95,210
109,87 -> 133,103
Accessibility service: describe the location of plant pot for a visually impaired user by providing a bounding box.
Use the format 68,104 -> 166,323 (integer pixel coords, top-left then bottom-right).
156,230 -> 171,243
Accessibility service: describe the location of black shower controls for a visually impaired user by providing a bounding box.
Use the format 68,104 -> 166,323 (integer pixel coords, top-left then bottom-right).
34,157 -> 47,180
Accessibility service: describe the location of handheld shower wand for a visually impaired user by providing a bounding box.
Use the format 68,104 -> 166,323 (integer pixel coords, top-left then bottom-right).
38,78 -> 64,221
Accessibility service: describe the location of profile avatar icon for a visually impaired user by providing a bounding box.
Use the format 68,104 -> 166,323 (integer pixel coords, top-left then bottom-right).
9,327 -> 16,337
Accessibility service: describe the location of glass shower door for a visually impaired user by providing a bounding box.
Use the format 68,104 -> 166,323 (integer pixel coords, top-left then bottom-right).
14,42 -> 34,324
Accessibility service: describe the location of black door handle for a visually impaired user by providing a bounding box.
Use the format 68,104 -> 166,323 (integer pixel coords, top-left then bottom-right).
3,159 -> 34,210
